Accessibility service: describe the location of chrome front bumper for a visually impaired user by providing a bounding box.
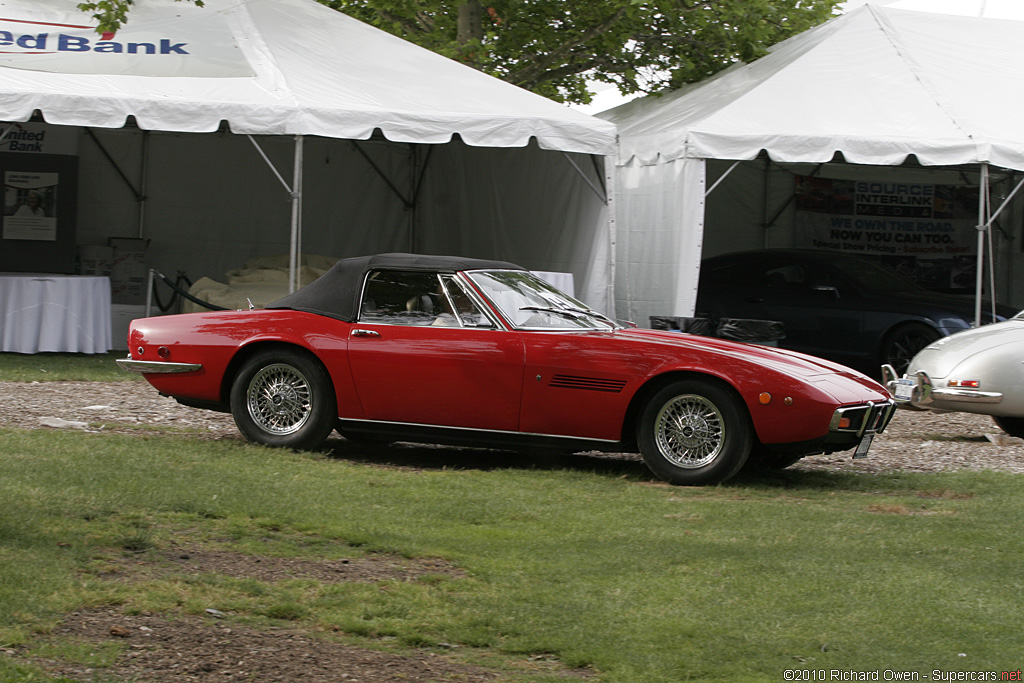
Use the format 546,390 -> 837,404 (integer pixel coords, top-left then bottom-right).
829,399 -> 897,436
116,358 -> 202,374
821,398 -> 896,460
880,364 -> 1003,407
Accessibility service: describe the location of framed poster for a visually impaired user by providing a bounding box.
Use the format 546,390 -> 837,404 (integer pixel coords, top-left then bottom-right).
3,171 -> 59,241
0,150 -> 78,274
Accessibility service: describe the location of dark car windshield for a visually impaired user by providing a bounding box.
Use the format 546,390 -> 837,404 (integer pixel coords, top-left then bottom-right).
701,252 -> 928,296
825,256 -> 928,293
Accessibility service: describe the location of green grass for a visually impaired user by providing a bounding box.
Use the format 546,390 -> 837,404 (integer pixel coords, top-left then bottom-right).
2,356 -> 1022,680
1,426 -> 1023,682
0,352 -> 133,382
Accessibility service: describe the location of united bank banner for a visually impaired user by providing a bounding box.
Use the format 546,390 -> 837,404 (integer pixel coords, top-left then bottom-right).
0,9 -> 254,77
794,176 -> 979,291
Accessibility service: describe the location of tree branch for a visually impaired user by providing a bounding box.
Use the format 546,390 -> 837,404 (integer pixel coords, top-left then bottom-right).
507,6 -> 628,89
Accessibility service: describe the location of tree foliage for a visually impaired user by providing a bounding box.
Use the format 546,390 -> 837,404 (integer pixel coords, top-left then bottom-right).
78,0 -> 839,105
77,1 -> 204,35
318,0 -> 839,103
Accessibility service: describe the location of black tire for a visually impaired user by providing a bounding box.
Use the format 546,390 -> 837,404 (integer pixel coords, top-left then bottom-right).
230,349 -> 337,451
636,379 -> 752,485
993,415 -> 1024,439
880,323 -> 941,376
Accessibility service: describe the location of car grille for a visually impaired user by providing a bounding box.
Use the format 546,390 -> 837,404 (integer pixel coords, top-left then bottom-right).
829,400 -> 897,436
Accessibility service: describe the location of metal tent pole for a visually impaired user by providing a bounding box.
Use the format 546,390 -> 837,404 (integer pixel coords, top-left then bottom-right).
974,163 -> 989,327
246,134 -> 304,294
290,135 -> 304,294
976,171 -> 1024,320
138,131 -> 150,239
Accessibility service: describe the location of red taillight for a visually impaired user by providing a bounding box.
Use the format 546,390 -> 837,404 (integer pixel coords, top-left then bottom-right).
948,379 -> 980,388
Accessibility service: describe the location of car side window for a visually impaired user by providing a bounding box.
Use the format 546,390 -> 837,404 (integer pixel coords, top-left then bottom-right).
703,263 -> 762,290
358,270 -> 495,328
764,264 -> 806,287
439,275 -> 495,328
359,270 -> 444,326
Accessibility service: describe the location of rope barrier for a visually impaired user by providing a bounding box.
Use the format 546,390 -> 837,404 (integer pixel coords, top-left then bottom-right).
150,269 -> 227,312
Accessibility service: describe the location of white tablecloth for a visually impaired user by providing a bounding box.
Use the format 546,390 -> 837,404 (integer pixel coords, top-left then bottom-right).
0,274 -> 112,354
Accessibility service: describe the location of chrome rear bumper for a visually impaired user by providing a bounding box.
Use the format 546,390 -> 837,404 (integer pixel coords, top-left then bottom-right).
880,364 -> 1003,407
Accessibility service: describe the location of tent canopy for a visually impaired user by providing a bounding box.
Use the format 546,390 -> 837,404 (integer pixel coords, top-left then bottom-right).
0,0 -> 618,319
605,4 -> 1024,170
599,4 -> 1024,326
0,0 -> 615,155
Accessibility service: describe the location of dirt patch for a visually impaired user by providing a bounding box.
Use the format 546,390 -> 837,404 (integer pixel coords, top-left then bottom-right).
97,546 -> 466,585
22,546 -> 594,682
35,607 -> 499,682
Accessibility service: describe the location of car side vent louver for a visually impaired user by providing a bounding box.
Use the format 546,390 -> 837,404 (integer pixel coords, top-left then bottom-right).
549,375 -> 627,393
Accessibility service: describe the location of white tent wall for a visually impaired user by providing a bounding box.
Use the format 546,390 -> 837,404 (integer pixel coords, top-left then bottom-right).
415,141 -> 613,312
614,157 -> 705,325
72,127 -> 615,314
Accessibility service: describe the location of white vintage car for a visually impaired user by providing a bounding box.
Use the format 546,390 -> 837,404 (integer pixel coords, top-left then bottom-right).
882,311 -> 1024,437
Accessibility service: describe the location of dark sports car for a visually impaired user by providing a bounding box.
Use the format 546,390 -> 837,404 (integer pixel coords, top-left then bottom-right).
117,253 -> 895,485
695,249 -> 1013,377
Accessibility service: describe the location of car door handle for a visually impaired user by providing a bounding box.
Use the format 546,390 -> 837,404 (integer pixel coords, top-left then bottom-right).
351,329 -> 380,338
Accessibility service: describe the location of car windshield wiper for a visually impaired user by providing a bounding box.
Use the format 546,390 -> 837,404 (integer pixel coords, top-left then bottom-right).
519,305 -> 586,320
561,305 -> 620,329
518,306 -> 619,328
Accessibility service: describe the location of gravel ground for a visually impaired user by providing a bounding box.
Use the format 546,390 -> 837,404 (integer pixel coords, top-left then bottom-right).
3,379 -> 1024,475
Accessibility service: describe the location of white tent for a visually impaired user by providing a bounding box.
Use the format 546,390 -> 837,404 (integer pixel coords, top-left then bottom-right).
0,0 -> 617,312
600,4 -> 1024,325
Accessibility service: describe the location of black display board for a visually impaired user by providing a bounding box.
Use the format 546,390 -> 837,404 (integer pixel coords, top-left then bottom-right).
0,152 -> 79,274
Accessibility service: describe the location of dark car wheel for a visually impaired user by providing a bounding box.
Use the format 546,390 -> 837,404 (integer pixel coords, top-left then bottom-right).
230,349 -> 337,451
636,379 -> 752,485
993,416 -> 1024,439
880,323 -> 941,376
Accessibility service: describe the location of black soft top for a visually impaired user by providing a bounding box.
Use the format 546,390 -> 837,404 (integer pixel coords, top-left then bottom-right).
267,252 -> 522,321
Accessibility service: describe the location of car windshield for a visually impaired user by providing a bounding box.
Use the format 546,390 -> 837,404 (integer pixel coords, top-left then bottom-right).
468,270 -> 617,330
827,256 -> 928,293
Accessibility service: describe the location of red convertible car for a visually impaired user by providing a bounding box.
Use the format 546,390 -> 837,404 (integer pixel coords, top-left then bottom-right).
117,253 -> 896,485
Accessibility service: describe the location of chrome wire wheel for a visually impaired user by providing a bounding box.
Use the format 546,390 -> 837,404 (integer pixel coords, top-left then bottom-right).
637,379 -> 751,485
653,393 -> 725,469
245,363 -> 313,435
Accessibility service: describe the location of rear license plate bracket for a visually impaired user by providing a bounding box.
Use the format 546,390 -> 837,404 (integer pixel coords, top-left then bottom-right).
893,378 -> 915,401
